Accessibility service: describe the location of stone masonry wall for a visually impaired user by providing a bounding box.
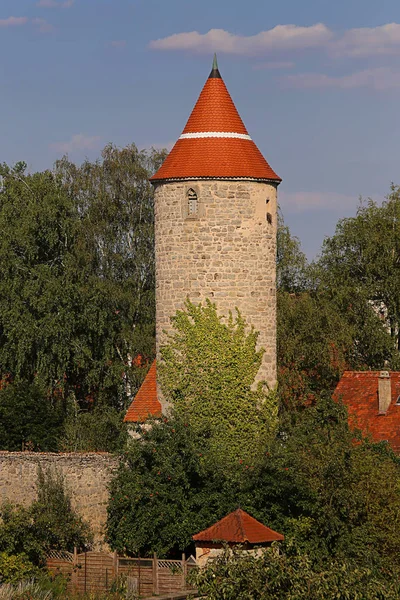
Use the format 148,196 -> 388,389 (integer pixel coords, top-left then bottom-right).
154,179 -> 277,390
0,452 -> 118,549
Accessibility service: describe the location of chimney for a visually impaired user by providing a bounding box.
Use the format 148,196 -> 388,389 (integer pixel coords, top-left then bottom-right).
378,371 -> 391,414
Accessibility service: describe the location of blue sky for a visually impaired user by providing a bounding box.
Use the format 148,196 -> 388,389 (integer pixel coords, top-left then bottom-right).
1,0 -> 400,257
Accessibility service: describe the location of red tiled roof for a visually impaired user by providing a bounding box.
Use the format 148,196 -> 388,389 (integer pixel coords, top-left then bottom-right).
193,509 -> 284,544
150,63 -> 280,183
333,371 -> 400,453
124,360 -> 161,423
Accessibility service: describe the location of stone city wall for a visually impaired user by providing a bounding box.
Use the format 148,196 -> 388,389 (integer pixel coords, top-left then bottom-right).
155,179 -> 278,389
0,452 -> 119,548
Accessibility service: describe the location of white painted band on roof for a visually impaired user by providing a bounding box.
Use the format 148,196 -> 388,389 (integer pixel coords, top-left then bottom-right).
179,132 -> 252,140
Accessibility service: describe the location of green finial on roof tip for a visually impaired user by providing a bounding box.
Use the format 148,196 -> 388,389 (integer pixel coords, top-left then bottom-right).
209,52 -> 221,79
212,53 -> 218,70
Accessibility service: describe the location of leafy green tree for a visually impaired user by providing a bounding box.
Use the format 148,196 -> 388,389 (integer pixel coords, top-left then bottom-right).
277,210 -> 309,293
159,299 -> 278,471
276,206 -> 399,407
0,164 -> 79,393
107,393 -> 400,566
317,186 -> 400,366
0,145 -> 166,409
276,213 -> 351,405
55,143 -> 167,404
108,416 -> 223,557
277,292 -> 353,406
0,382 -> 63,451
271,396 -> 400,568
107,414 -> 278,558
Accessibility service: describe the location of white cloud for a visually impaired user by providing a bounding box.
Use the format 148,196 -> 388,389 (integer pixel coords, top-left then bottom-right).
0,17 -> 28,27
149,22 -> 400,60
283,67 -> 400,91
51,134 -> 101,154
333,23 -> 400,57
280,191 -> 358,212
149,24 -> 333,55
37,0 -> 74,7
32,18 -> 54,33
149,23 -> 400,90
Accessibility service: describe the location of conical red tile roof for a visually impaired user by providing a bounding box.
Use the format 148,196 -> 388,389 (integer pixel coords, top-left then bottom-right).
150,59 -> 280,183
193,509 -> 284,544
124,360 -> 161,423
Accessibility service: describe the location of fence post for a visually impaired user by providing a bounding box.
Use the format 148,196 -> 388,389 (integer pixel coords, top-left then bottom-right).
84,551 -> 87,594
138,554 -> 141,598
182,553 -> 186,589
113,550 -> 118,583
72,547 -> 78,593
153,552 -> 159,595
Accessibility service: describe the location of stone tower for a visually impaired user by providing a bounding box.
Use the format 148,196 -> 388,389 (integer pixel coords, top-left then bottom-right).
150,57 -> 281,388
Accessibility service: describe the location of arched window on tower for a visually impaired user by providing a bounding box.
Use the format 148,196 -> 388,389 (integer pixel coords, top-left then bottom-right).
187,188 -> 198,216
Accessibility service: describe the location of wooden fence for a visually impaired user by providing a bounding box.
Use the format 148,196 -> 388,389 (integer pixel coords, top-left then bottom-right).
46,549 -> 197,597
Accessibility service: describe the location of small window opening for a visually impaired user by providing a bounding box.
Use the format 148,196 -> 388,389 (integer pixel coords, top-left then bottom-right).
266,198 -> 270,204
396,395 -> 400,405
266,212 -> 272,225
187,188 -> 198,215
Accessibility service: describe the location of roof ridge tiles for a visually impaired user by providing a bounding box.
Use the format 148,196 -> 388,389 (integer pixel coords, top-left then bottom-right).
236,508 -> 247,542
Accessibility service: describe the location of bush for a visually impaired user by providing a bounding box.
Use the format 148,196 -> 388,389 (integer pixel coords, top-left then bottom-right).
0,467 -> 92,566
0,554 -> 40,586
60,405 -> 128,453
191,546 -> 400,600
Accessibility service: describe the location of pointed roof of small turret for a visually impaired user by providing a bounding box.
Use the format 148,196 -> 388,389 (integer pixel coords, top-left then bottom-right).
124,360 -> 161,423
209,53 -> 221,78
150,57 -> 281,183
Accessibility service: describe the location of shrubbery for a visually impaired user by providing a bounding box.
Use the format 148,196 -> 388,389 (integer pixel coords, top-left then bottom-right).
0,467 -> 92,576
191,546 -> 400,600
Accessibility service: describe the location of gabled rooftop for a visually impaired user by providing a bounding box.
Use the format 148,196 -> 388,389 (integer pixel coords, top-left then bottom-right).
193,509 -> 284,544
124,360 -> 161,423
150,56 -> 281,184
334,370 -> 400,453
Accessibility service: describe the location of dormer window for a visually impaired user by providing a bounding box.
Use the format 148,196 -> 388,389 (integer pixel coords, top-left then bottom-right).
187,188 -> 198,215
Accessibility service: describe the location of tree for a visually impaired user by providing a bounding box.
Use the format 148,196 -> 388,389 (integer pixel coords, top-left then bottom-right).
277,292 -> 353,406
276,205 -> 399,408
276,210 -> 309,294
107,394 -> 400,565
0,164 -> 79,393
107,416 -> 233,557
55,143 -> 167,404
276,214 -> 352,405
0,382 -> 63,451
0,145 -> 167,448
159,299 -> 278,470
271,396 -> 400,568
317,186 -> 400,367
106,411 -> 295,558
